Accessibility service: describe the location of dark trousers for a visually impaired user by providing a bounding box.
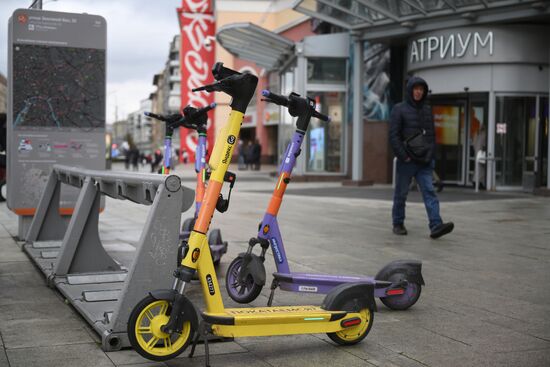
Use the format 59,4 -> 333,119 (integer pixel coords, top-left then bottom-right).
392,160 -> 442,230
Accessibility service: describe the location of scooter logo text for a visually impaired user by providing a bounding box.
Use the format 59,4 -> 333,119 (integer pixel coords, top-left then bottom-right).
191,248 -> 200,263
270,238 -> 284,264
206,274 -> 215,295
222,145 -> 232,164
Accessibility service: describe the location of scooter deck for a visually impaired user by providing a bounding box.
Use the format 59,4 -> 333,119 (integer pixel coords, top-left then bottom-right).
203,306 -> 358,338
274,272 -> 380,294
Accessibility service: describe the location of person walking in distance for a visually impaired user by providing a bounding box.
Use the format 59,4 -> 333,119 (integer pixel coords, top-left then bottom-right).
252,139 -> 262,170
389,76 -> 454,239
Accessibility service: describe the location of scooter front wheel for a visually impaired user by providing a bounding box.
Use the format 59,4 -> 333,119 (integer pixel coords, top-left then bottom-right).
380,273 -> 422,311
127,295 -> 194,361
327,301 -> 374,345
225,256 -> 263,303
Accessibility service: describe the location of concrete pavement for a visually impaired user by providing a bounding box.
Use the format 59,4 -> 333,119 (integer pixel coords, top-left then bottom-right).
0,165 -> 549,367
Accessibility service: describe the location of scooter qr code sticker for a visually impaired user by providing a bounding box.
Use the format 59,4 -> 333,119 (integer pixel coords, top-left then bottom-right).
298,286 -> 318,293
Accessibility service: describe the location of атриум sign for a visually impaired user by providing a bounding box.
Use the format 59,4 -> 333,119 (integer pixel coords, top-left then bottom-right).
410,31 -> 493,63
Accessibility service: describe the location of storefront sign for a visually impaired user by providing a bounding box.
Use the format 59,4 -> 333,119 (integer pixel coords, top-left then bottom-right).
264,103 -> 280,126
407,26 -> 550,72
410,31 -> 493,63
177,0 -> 215,162
242,106 -> 257,127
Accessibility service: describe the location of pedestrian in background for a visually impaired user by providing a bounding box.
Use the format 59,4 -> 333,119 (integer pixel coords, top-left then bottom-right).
245,141 -> 253,170
130,146 -> 140,171
237,140 -> 246,170
389,76 -> 454,239
252,139 -> 262,170
151,149 -> 163,173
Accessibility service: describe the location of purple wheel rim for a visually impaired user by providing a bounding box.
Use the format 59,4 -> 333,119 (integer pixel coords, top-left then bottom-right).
227,258 -> 255,300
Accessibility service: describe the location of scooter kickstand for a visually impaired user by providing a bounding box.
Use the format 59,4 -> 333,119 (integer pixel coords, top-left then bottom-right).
188,321 -> 212,367
187,327 -> 201,358
267,279 -> 279,307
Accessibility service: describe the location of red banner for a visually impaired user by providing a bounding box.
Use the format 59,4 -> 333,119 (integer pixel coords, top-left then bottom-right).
177,0 -> 215,162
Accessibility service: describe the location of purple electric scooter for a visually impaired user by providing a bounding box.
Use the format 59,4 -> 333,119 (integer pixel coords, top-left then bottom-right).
225,90 -> 424,310
145,104 -> 228,266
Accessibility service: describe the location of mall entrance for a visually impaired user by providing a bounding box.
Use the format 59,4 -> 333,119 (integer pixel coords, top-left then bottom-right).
495,95 -> 549,190
430,93 -> 488,187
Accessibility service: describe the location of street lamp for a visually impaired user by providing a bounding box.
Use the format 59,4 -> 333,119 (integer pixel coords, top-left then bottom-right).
29,0 -> 58,10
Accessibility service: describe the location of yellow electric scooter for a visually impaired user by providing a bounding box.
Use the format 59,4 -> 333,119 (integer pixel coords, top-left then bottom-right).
127,63 -> 376,365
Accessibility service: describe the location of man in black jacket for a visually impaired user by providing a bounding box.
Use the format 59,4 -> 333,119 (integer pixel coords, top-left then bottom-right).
389,76 -> 454,239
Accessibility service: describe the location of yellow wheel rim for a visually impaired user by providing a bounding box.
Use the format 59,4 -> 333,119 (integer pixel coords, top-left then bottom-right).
335,308 -> 371,342
134,300 -> 191,357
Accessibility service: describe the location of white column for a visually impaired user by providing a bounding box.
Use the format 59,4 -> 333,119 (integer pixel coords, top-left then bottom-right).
351,34 -> 364,181
487,90 -> 496,190
294,44 -> 307,175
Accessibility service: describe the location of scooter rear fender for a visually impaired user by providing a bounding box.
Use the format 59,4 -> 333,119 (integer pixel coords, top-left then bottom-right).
322,282 -> 377,313
238,252 -> 266,286
374,260 -> 425,286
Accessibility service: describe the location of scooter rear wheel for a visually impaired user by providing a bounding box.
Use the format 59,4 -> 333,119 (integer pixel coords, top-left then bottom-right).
128,295 -> 194,361
327,300 -> 374,345
225,256 -> 263,303
380,272 -> 422,311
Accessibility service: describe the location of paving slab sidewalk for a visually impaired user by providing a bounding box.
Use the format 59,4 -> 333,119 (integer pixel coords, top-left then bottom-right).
1,172 -> 549,367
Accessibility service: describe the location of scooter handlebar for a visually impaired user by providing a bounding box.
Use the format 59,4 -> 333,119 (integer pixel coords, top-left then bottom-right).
261,90 -> 288,107
144,111 -> 183,123
261,90 -> 331,122
144,111 -> 164,121
185,103 -> 216,119
313,110 -> 331,122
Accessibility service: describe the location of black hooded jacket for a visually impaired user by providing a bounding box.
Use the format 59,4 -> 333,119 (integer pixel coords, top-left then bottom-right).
389,76 -> 436,162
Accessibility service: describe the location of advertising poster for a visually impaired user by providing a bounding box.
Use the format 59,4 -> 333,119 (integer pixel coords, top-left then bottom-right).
177,0 -> 216,163
433,105 -> 460,145
308,127 -> 325,171
363,42 -> 390,121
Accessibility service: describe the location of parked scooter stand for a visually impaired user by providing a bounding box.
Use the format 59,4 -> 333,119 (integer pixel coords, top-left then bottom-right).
128,63 -> 376,364
145,104 -> 228,267
225,90 -> 425,310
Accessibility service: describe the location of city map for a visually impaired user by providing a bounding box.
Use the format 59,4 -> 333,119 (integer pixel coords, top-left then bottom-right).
12,44 -> 105,130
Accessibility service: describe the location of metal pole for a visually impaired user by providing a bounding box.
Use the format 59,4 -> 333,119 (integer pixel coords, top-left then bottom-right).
31,0 -> 43,9
351,33 -> 364,181
487,90 -> 496,190
475,154 -> 479,193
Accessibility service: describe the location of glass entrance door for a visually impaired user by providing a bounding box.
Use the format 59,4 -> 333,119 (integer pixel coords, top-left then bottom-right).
467,98 -> 488,186
495,96 -> 537,188
432,103 -> 466,183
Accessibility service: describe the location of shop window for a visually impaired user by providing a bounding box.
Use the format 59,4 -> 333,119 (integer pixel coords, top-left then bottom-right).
306,91 -> 344,173
307,58 -> 346,84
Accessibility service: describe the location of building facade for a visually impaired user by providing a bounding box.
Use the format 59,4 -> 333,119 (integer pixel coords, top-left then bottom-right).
126,98 -> 154,153
217,0 -> 550,192
149,35 -> 182,154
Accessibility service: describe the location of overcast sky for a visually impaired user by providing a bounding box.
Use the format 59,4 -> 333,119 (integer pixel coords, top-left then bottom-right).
0,0 -> 181,123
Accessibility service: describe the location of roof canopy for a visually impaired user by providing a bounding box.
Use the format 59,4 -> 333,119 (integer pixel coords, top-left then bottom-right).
216,23 -> 295,70
293,0 -> 550,40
